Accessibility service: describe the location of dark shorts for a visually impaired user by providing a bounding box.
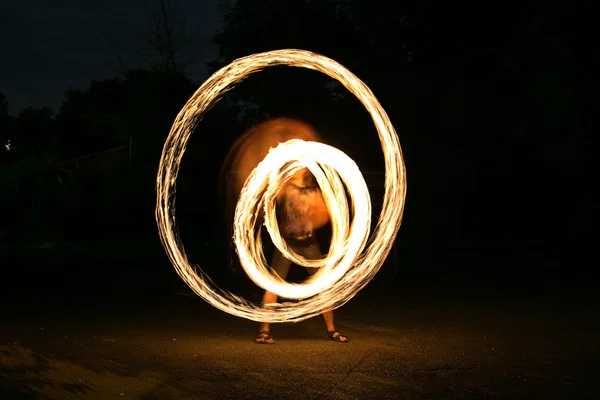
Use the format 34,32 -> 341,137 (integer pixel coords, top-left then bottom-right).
270,237 -> 322,280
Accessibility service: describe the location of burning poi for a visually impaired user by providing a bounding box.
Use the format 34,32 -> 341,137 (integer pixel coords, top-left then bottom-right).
155,49 -> 407,323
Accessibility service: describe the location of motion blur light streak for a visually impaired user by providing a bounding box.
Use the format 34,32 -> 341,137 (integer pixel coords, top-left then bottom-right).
156,49 -> 407,323
234,139 -> 371,300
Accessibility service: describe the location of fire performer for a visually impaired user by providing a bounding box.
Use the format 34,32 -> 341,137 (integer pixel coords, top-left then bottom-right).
222,118 -> 350,344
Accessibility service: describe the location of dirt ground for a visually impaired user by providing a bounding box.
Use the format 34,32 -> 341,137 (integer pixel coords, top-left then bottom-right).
1,260 -> 598,399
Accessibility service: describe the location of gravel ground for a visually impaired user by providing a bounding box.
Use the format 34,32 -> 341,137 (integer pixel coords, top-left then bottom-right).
1,256 -> 598,399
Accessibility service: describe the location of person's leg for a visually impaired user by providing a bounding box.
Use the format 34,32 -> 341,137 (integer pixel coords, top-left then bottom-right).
256,290 -> 277,344
256,247 -> 291,344
302,244 -> 349,343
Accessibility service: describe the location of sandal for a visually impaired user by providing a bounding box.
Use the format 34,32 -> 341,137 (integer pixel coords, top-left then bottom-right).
255,331 -> 276,344
328,330 -> 349,343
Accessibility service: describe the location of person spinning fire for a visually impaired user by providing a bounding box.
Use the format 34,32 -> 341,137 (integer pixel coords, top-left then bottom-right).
255,166 -> 349,344
221,117 -> 349,344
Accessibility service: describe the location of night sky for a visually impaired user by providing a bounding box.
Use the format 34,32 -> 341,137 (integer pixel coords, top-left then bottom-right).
0,0 -> 221,114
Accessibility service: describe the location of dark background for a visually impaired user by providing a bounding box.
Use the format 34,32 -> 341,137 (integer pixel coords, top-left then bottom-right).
1,2 -> 597,398
0,0 -> 595,295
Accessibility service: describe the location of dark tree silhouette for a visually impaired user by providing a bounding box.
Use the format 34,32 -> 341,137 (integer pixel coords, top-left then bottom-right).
207,0 -> 593,258
210,0 -> 418,115
0,92 -> 15,165
208,0 -> 466,246
49,69 -> 200,241
109,0 -> 202,76
144,0 -> 197,74
0,0 -> 590,271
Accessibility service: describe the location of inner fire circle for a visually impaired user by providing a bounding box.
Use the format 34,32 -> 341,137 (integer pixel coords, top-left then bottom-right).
234,139 -> 371,300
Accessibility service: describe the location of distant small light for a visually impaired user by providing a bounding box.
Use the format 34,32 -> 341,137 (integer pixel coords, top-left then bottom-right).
4,140 -> 11,151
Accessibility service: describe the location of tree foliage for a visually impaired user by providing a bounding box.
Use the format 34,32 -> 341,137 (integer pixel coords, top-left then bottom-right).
0,0 -> 592,254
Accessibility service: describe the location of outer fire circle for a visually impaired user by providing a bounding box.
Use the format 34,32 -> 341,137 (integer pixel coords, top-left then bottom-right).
156,49 -> 406,323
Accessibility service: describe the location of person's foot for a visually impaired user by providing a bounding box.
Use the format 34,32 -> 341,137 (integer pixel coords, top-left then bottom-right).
328,330 -> 349,343
256,331 -> 276,344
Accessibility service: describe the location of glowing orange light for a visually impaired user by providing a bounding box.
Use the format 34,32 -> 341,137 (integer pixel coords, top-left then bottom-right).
156,49 -> 407,323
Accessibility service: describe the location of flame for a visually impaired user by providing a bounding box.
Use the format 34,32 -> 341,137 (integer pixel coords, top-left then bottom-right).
156,49 -> 407,323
